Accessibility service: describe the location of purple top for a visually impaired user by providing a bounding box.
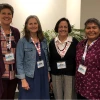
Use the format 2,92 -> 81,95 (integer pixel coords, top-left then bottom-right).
75,37 -> 100,99
0,26 -> 20,98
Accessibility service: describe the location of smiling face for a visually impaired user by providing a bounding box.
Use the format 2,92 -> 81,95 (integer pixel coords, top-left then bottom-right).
58,21 -> 68,37
27,18 -> 38,34
0,8 -> 13,25
85,23 -> 100,41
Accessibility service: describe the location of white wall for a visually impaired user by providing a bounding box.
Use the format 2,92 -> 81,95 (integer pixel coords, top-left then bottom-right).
66,0 -> 100,29
66,0 -> 81,29
0,0 -> 66,32
1,0 -> 100,32
81,0 -> 100,29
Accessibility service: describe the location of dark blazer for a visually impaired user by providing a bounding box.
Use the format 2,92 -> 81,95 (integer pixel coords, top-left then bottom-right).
0,26 -> 20,98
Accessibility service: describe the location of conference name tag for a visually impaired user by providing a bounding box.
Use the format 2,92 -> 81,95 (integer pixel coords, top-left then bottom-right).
5,53 -> 14,61
57,61 -> 66,69
37,60 -> 44,68
78,64 -> 87,75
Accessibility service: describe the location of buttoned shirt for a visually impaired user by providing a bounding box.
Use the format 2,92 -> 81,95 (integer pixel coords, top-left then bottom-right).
75,37 -> 100,99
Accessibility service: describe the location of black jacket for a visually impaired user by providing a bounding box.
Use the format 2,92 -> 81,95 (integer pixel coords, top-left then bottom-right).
49,37 -> 78,76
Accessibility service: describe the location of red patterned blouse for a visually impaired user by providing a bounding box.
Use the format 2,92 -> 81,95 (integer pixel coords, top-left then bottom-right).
75,37 -> 100,99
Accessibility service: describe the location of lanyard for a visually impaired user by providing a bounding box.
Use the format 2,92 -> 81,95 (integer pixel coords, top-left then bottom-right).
1,27 -> 12,50
31,37 -> 41,57
82,40 -> 97,61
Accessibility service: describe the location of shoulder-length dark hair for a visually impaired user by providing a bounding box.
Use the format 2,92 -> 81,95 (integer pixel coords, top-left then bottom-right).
0,3 -> 14,17
23,15 -> 44,42
54,17 -> 72,33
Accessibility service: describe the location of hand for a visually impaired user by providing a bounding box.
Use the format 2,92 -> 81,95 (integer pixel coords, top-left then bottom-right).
50,82 -> 53,91
21,79 -> 30,90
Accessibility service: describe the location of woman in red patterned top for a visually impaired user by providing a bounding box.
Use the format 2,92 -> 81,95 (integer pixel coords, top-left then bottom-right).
75,18 -> 100,99
0,3 -> 20,99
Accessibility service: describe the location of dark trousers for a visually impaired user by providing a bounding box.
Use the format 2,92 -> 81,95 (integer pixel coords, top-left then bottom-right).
77,93 -> 88,100
1,78 -> 18,100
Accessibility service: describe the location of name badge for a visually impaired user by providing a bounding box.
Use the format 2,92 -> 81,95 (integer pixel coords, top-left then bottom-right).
57,61 -> 66,69
78,64 -> 87,75
5,53 -> 14,61
37,60 -> 44,68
